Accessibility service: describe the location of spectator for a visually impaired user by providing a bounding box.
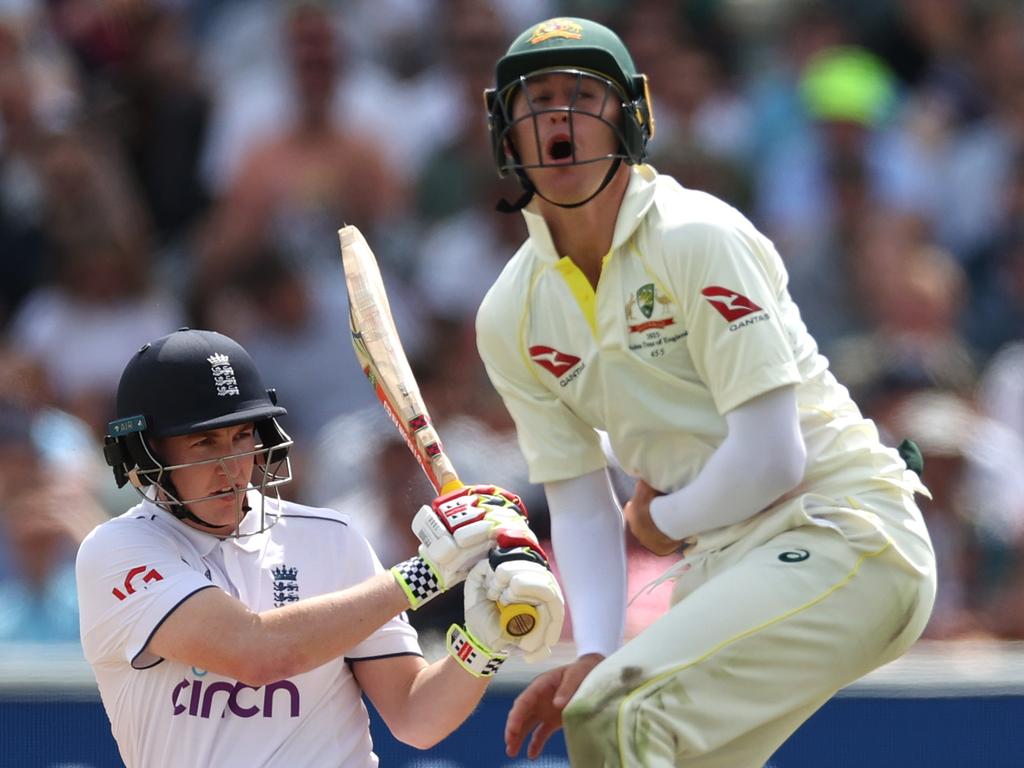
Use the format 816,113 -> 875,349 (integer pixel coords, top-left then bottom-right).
880,390 -> 1024,640
829,214 -> 977,404
196,2 -> 406,285
0,17 -> 79,325
7,230 -> 183,436
0,399 -> 106,642
978,341 -> 1024,448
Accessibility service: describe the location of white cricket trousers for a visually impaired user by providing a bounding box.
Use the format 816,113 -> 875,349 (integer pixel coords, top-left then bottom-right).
562,486 -> 936,767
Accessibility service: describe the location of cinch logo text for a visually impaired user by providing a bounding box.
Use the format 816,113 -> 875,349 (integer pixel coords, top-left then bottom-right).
171,678 -> 300,719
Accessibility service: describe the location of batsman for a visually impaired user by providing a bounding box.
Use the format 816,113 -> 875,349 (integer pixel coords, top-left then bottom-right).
476,17 -> 937,767
76,328 -> 563,767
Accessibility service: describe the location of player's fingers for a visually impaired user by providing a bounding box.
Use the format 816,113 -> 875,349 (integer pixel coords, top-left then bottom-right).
504,704 -> 534,756
505,671 -> 557,754
527,721 -> 562,760
552,671 -> 582,709
552,657 -> 597,708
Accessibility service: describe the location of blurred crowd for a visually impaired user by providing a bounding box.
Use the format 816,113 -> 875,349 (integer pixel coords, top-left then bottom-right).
0,0 -> 1022,647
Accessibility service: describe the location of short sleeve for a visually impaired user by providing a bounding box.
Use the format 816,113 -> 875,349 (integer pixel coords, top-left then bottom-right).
476,288 -> 606,483
343,525 -> 420,659
666,221 -> 801,414
76,522 -> 217,669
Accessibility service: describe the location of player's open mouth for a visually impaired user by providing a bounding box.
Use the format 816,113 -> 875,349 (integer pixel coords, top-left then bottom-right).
546,134 -> 575,163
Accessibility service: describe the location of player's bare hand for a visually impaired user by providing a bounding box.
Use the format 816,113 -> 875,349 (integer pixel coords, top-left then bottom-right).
624,479 -> 682,556
505,653 -> 603,759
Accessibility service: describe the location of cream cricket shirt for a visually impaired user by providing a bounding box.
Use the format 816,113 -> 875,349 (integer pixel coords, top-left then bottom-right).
76,493 -> 419,768
477,165 -> 925,552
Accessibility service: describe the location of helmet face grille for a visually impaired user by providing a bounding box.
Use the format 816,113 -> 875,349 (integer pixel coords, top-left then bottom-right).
117,417 -> 294,537
487,19 -> 653,182
493,69 -> 632,175
487,68 -> 653,183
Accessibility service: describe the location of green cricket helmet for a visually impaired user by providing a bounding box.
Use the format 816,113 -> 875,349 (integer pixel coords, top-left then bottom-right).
485,16 -> 655,198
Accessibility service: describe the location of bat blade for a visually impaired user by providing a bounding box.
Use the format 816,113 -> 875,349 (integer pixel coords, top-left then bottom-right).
340,225 -> 460,495
339,224 -> 538,639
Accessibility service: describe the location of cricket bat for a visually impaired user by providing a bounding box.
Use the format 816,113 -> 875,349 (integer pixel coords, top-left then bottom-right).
339,224 -> 537,638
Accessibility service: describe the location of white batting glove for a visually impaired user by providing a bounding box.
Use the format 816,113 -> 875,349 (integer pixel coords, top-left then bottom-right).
412,484 -> 539,591
445,623 -> 508,678
464,548 -> 565,663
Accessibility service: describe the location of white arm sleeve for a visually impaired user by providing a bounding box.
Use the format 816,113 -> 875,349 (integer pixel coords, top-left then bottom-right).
545,469 -> 627,658
650,385 -> 806,541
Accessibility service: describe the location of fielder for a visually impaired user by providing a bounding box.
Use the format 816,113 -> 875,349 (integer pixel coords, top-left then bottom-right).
475,17 -> 937,767
76,328 -> 563,768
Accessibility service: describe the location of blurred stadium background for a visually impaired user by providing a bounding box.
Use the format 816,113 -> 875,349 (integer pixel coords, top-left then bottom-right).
0,0 -> 1023,765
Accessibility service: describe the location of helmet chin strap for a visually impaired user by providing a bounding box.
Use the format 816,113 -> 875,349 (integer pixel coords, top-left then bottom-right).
496,157 -> 623,214
162,477 -> 251,533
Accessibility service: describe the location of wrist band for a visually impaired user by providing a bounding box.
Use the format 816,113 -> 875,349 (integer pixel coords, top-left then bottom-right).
391,556 -> 441,609
446,624 -> 507,678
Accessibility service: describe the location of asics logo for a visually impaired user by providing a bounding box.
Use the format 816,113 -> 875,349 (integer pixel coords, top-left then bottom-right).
778,549 -> 810,563
529,346 -> 582,377
701,286 -> 763,322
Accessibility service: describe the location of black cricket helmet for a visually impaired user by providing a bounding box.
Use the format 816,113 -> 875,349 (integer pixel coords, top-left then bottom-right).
484,17 -> 655,207
104,328 -> 293,533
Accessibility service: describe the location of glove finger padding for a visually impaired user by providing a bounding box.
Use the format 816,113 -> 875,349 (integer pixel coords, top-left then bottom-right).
412,485 -> 542,590
412,504 -> 493,590
465,557 -> 565,663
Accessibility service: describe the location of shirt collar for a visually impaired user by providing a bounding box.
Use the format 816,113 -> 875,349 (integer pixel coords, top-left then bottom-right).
521,163 -> 659,261
144,489 -> 270,556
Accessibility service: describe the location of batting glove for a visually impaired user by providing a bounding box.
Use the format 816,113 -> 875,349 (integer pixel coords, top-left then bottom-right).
410,484 -> 543,592
464,547 -> 565,663
446,623 -> 508,678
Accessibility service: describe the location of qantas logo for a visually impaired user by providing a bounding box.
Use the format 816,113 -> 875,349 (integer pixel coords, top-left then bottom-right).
529,346 -> 581,378
701,286 -> 762,322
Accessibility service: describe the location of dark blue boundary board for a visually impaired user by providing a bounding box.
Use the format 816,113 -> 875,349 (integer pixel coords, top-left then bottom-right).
1,692 -> 1021,767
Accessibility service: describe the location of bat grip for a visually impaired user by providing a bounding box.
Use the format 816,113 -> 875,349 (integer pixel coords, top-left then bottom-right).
489,546 -> 542,638
500,602 -> 539,638
448,482 -> 539,637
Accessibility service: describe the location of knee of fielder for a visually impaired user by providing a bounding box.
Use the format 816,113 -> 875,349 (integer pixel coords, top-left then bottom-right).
565,688 -> 700,766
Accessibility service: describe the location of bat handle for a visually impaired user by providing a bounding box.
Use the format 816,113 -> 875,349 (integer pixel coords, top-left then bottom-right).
500,602 -> 539,638
439,478 -> 463,495
489,546 -> 543,638
449,482 -> 540,638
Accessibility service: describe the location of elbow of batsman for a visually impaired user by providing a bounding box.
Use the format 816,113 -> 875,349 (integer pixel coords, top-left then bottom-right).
230,635 -> 311,687
392,722 -> 450,751
234,655 -> 307,688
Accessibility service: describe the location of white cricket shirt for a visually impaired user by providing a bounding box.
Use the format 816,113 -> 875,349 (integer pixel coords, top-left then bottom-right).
477,164 -> 926,553
76,492 -> 420,768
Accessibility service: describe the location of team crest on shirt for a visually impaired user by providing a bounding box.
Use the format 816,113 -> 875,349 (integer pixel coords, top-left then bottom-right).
636,283 -> 655,318
625,283 -> 686,359
271,564 -> 299,606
